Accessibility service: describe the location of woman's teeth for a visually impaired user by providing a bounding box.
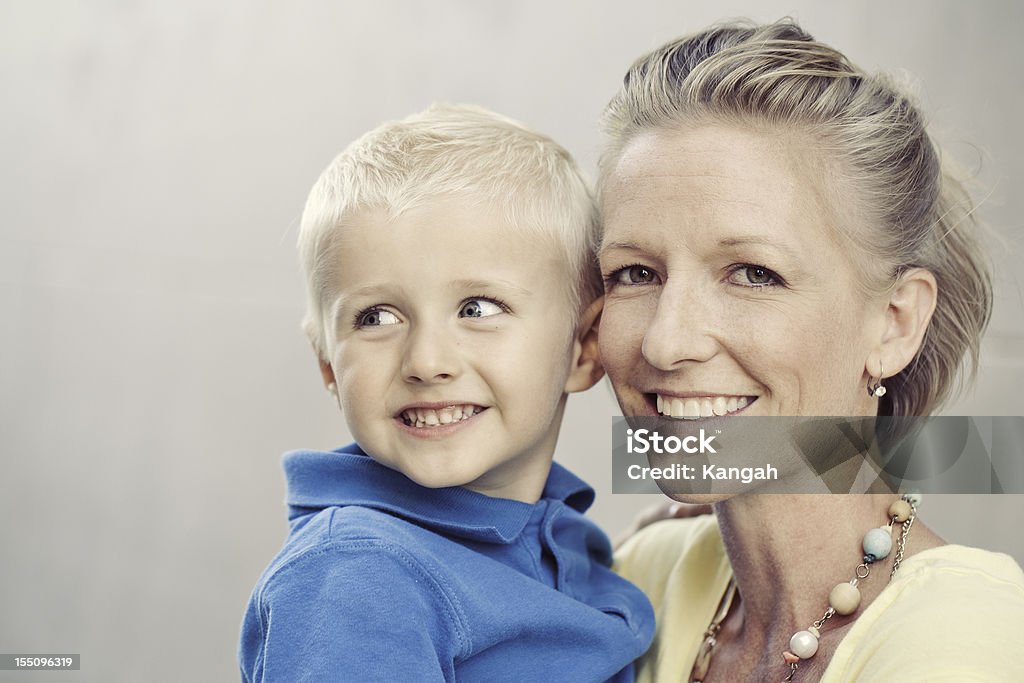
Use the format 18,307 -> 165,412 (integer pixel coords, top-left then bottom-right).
656,394 -> 750,419
400,405 -> 482,428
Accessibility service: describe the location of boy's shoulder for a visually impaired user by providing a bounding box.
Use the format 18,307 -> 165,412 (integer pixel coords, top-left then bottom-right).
288,501 -> 438,550
242,504 -> 471,681
260,504 -> 457,599
252,504 -> 473,645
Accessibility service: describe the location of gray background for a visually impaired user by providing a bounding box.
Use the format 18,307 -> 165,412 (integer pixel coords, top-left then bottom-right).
2,1 -> 1021,681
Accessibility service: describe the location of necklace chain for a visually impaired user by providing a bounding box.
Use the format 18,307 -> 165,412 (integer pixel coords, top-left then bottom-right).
890,512 -> 915,578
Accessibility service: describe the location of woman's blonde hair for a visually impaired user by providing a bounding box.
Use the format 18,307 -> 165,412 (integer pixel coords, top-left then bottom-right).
600,19 -> 992,417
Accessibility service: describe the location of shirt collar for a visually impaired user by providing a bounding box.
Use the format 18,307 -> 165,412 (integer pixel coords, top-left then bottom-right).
283,443 -> 595,544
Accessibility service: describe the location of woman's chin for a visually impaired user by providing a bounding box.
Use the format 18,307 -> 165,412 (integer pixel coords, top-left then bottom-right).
660,490 -> 733,506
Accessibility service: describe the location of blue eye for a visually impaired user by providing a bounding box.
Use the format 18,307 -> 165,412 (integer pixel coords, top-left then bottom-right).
458,299 -> 505,318
356,308 -> 400,327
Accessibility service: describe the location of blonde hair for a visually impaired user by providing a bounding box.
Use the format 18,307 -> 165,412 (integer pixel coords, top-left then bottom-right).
298,103 -> 601,358
600,19 -> 992,417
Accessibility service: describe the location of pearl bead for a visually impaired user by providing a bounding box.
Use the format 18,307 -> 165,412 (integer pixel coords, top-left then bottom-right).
789,630 -> 819,659
829,582 -> 862,615
889,499 -> 912,522
863,526 -> 893,559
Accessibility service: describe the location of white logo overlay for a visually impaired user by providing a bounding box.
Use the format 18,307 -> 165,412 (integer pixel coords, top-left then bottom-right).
612,416 -> 1024,494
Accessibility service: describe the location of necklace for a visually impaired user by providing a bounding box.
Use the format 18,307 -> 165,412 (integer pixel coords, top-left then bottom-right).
687,494 -> 921,683
691,580 -> 737,681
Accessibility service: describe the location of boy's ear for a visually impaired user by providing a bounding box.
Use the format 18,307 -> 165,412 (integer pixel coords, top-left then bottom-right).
866,267 -> 937,379
565,296 -> 605,394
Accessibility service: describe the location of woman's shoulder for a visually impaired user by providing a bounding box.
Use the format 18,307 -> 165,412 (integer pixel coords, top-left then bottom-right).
883,544 -> 1024,625
898,544 -> 1024,585
878,544 -> 1024,619
826,545 -> 1024,681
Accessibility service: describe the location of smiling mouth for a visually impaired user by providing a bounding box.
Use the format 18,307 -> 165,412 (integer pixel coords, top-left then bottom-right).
398,405 -> 485,428
653,394 -> 755,419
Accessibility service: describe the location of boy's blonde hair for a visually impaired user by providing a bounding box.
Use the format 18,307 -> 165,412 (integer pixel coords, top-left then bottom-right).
299,103 -> 602,359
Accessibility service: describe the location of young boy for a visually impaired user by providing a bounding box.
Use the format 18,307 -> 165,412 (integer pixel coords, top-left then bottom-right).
238,104 -> 654,681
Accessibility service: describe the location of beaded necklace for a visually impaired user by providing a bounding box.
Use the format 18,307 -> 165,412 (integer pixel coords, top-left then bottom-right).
688,493 -> 921,683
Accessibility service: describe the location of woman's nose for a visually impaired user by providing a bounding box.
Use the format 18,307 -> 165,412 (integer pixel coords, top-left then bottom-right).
641,281 -> 719,371
401,323 -> 461,384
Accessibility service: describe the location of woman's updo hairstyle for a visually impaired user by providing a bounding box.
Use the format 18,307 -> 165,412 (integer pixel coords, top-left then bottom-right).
600,19 -> 992,417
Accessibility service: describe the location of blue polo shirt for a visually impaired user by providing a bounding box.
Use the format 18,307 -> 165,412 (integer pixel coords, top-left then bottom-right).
239,444 -> 654,682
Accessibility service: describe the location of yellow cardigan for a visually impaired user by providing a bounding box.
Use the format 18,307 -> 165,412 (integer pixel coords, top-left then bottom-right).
614,514 -> 1024,682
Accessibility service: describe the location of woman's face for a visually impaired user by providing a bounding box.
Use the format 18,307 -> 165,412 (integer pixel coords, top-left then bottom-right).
598,124 -> 884,420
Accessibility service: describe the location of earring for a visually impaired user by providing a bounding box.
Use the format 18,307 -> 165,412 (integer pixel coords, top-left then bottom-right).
327,382 -> 337,396
867,365 -> 886,398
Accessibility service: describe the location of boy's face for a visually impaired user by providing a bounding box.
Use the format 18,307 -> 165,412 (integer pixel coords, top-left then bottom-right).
318,199 -> 598,502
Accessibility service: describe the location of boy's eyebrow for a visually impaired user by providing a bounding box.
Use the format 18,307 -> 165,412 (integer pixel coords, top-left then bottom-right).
450,278 -> 534,297
599,241 -> 645,253
342,284 -> 399,299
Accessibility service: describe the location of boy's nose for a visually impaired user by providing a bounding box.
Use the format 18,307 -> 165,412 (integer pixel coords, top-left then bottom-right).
401,324 -> 461,384
641,280 -> 720,371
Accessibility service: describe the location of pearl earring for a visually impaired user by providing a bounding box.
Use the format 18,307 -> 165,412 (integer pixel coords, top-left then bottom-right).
867,364 -> 886,398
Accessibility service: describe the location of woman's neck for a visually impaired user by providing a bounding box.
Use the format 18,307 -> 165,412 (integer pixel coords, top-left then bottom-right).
712,494 -> 942,650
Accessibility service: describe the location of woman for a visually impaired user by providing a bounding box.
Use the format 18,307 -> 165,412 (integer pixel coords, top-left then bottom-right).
600,20 -> 1024,682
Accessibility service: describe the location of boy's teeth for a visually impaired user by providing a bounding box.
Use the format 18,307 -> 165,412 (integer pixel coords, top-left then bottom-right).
401,405 -> 479,428
656,394 -> 751,419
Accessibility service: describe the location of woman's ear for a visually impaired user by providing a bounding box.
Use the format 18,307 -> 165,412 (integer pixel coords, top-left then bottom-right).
317,352 -> 338,396
565,296 -> 605,393
867,268 -> 938,378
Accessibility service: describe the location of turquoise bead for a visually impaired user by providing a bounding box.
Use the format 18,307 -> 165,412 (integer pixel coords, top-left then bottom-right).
863,527 -> 893,559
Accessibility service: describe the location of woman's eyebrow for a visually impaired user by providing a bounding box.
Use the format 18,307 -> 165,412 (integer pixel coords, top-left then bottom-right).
603,236 -> 799,252
718,235 -> 780,247
717,235 -> 798,256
